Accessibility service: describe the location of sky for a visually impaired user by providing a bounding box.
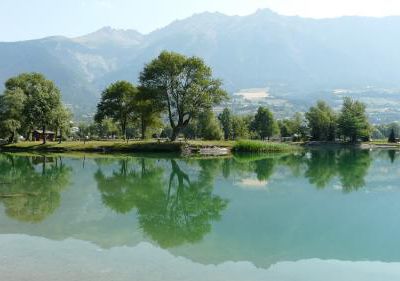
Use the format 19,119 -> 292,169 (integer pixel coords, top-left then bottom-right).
1,0 -> 400,41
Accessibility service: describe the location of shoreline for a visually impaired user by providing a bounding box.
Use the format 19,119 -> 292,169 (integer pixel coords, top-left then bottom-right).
0,141 -> 234,156
1,140 -> 398,156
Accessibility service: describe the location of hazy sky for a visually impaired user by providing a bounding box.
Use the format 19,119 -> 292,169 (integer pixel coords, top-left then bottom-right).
1,0 -> 400,41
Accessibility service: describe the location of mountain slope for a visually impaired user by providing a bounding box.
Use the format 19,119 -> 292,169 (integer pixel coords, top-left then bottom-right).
2,9 -> 400,117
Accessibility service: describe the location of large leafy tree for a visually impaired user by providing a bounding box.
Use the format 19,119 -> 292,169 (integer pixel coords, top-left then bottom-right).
2,73 -> 66,144
305,101 -> 337,141
140,51 -> 227,141
337,97 -> 371,143
252,106 -> 277,140
95,81 -> 138,140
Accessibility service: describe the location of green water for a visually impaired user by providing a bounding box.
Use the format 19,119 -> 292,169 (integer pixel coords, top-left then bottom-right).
0,149 -> 400,280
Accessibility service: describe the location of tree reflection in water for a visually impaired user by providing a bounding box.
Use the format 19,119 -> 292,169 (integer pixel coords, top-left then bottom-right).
0,154 -> 71,222
217,150 -> 372,192
305,149 -> 372,192
95,158 -> 228,248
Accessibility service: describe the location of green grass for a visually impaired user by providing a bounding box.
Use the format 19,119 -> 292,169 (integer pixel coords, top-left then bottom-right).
367,140 -> 400,146
0,140 -> 184,153
232,140 -> 299,153
0,139 -> 236,154
1,139 -> 301,155
185,140 -> 235,148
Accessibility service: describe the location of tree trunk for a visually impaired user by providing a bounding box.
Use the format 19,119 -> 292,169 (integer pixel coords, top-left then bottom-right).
8,131 -> 15,144
58,129 -> 62,144
42,126 -> 46,144
141,117 -> 146,140
171,126 -> 181,141
121,121 -> 127,140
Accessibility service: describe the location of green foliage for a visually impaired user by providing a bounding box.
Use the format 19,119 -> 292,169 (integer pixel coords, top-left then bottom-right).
0,154 -> 71,222
388,128 -> 397,143
305,101 -> 337,141
304,149 -> 372,192
95,81 -> 138,139
218,108 -> 233,140
98,118 -> 119,139
232,140 -> 298,153
252,107 -> 277,140
51,106 -> 72,143
135,87 -> 164,139
374,122 -> 400,140
337,97 -> 371,143
95,158 -> 227,248
197,110 -> 223,140
140,51 -> 228,140
232,115 -> 252,139
1,73 -> 69,144
278,113 -> 308,140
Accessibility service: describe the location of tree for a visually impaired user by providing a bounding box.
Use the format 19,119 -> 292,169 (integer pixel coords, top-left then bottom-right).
95,81 -> 138,140
278,113 -> 307,141
252,107 -> 276,140
135,87 -> 164,139
98,118 -> 119,139
232,115 -> 251,140
0,89 -> 25,143
218,108 -> 233,140
51,106 -> 72,143
197,110 -> 223,140
337,97 -> 371,143
305,101 -> 337,141
5,73 -> 63,144
388,128 -> 397,143
140,51 -> 227,141
278,120 -> 291,138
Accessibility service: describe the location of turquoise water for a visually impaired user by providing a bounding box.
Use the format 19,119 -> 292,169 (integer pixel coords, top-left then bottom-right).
0,149 -> 400,280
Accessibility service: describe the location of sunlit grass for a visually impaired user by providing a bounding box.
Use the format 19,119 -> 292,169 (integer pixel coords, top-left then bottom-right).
232,140 -> 299,153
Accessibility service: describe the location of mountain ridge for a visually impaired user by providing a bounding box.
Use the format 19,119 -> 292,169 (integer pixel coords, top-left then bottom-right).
2,8 -> 400,118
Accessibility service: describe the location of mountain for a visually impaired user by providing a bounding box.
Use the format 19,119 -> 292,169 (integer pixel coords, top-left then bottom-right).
2,9 -> 400,118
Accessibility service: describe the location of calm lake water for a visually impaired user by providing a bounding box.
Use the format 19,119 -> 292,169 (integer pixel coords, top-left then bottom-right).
0,149 -> 400,281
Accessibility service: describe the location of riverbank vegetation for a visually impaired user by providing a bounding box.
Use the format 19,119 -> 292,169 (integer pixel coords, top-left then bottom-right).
1,50 -> 389,152
232,140 -> 298,153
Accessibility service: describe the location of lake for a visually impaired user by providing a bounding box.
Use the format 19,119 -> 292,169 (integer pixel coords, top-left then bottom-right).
0,149 -> 399,281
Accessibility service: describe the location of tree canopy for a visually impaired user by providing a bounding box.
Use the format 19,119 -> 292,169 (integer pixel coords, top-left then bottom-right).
337,97 -> 371,142
252,106 -> 277,140
140,51 -> 227,141
95,81 -> 138,140
0,72 -> 70,143
305,101 -> 337,141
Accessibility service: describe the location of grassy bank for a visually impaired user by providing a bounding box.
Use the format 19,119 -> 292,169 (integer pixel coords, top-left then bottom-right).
0,140 -> 184,153
0,140 -> 301,155
232,140 -> 299,153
